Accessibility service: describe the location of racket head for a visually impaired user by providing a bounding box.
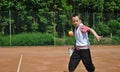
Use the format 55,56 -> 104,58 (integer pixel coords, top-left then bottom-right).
68,46 -> 75,57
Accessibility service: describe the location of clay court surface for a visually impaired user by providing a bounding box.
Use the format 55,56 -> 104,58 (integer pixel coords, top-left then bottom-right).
0,45 -> 120,72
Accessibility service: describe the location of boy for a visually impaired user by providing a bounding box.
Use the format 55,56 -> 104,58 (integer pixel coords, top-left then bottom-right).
68,14 -> 101,72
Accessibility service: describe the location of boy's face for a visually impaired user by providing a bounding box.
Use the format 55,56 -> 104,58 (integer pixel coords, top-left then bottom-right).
72,16 -> 81,28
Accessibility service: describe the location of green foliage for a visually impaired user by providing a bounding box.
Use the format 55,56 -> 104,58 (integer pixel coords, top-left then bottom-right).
0,0 -> 120,12
92,0 -> 104,12
0,36 -> 10,46
89,32 -> 120,45
95,22 -> 110,36
108,19 -> 120,35
65,36 -> 75,45
1,33 -> 54,46
55,38 -> 65,45
31,22 -> 39,32
112,36 -> 120,45
0,34 -> 3,46
104,0 -> 119,12
40,16 -> 47,24
55,36 -> 75,45
89,34 -> 112,45
116,30 -> 120,36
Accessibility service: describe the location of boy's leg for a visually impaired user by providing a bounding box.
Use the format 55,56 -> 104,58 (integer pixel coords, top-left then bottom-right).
68,49 -> 81,72
81,49 -> 95,72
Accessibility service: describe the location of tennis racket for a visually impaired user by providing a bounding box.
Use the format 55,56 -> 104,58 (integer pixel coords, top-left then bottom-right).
68,46 -> 75,57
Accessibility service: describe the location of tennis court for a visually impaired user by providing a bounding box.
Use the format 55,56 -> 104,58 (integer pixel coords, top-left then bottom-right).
0,45 -> 120,72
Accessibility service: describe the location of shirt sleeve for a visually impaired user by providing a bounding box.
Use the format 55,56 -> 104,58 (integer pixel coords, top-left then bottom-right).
80,25 -> 90,33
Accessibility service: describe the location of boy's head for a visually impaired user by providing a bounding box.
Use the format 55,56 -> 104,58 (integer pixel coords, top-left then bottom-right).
71,14 -> 82,28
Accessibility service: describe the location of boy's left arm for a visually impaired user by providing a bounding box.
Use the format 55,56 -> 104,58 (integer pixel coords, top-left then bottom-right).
89,28 -> 101,41
80,25 -> 101,41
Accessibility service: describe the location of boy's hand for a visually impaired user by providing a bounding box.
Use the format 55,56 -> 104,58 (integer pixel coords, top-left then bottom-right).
95,36 -> 102,42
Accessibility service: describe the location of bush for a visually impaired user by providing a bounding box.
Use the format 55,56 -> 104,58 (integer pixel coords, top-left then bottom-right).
1,33 -> 120,46
65,36 -> 75,45
1,32 -> 54,46
108,19 -> 120,35
89,34 -> 112,45
0,35 -> 3,46
54,36 -> 75,45
112,36 -> 120,45
55,38 -> 65,45
94,22 -> 110,37
0,36 -> 10,46
89,33 -> 95,44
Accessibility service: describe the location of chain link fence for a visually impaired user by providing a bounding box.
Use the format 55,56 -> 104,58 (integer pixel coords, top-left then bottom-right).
0,11 -> 120,46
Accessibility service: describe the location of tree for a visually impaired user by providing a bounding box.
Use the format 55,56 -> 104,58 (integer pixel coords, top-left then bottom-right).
108,19 -> 120,38
92,0 -> 104,12
95,22 -> 110,37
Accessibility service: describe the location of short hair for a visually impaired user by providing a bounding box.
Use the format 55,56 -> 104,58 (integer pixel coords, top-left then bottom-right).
71,13 -> 82,20
72,13 -> 80,17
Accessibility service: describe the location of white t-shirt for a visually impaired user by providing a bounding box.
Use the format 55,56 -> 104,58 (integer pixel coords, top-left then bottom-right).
74,23 -> 90,49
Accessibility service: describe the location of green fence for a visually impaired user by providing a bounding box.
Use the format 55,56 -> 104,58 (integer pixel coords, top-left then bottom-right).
0,11 -> 120,46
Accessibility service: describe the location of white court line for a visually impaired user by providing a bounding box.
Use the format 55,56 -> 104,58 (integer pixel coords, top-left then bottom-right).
17,55 -> 23,72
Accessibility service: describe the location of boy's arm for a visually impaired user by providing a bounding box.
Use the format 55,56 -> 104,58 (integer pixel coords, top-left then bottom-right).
89,28 -> 101,41
80,24 -> 101,41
